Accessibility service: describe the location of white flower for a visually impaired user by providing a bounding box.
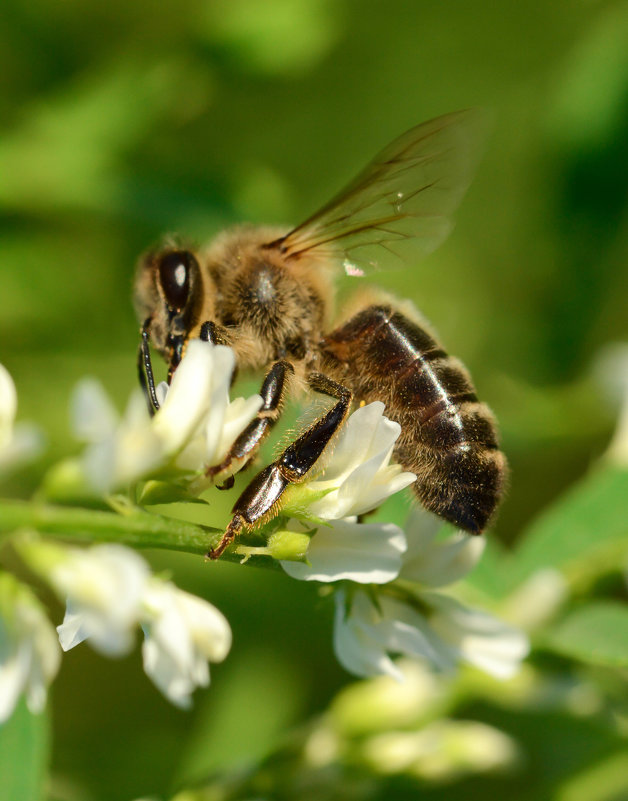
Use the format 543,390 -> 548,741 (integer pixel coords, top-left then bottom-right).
73,340 -> 262,492
141,579 -> 232,708
334,589 -> 453,682
426,593 -> 530,679
0,573 -> 61,722
0,363 -> 44,477
0,363 -> 17,448
305,402 -> 416,520
332,509 -> 528,682
163,342 -> 262,476
278,403 -> 414,583
334,588 -> 528,682
18,540 -> 232,708
281,520 -> 407,584
592,343 -> 628,466
400,508 -> 485,586
75,384 -> 163,493
47,544 -> 151,656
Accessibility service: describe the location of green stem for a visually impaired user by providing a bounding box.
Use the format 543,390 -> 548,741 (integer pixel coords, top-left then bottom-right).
0,498 -> 273,567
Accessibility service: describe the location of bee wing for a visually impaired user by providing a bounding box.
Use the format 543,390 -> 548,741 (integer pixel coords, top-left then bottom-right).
273,110 -> 486,274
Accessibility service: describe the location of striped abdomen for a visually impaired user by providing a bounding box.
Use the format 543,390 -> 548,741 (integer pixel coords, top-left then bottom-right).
320,305 -> 507,532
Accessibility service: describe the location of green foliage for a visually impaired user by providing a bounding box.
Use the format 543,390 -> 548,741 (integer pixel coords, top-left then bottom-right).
545,602 -> 628,667
511,465 -> 628,589
1,0 -> 628,799
0,700 -> 49,801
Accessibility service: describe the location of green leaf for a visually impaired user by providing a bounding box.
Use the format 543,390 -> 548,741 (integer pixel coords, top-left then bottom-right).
0,699 -> 49,801
544,601 -> 628,667
510,465 -> 628,587
556,749 -> 628,801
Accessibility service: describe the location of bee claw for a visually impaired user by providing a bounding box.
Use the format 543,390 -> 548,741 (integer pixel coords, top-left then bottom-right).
207,515 -> 244,560
216,475 -> 235,491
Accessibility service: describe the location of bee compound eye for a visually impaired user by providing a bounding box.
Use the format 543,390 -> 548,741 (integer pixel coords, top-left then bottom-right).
158,250 -> 195,311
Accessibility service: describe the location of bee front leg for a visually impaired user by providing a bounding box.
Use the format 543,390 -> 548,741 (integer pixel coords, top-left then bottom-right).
139,319 -> 227,416
199,321 -> 229,346
207,373 -> 353,560
206,360 -> 295,488
138,319 -> 161,416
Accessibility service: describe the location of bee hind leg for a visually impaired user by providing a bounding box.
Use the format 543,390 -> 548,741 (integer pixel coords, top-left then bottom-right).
207,373 -> 352,560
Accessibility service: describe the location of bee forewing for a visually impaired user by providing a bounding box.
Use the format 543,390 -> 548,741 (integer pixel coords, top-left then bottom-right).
275,109 -> 487,273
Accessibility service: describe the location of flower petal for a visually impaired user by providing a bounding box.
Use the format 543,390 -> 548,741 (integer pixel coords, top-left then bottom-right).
281,521 -> 406,583
333,590 -> 404,681
305,402 -> 415,520
46,544 -> 151,657
0,632 -> 30,722
153,340 -> 231,453
333,590 -> 456,682
173,590 -> 232,662
0,422 -> 45,476
0,576 -> 61,722
56,608 -> 89,651
71,378 -> 119,443
315,402 -> 399,484
0,364 -> 17,447
427,593 -> 529,679
201,346 -> 235,463
401,521 -> 485,588
140,579 -> 231,708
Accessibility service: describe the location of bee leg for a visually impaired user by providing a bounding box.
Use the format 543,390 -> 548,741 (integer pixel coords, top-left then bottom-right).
199,321 -> 228,345
138,319 -> 161,416
199,320 -> 241,391
207,373 -> 353,560
140,319 -> 230,417
206,360 -> 294,486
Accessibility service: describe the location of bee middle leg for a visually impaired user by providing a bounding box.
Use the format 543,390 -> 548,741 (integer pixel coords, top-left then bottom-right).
206,359 -> 295,489
207,373 -> 353,560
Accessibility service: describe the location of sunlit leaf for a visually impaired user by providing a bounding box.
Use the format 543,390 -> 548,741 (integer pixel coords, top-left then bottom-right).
0,699 -> 49,801
202,0 -> 341,76
510,465 -> 628,587
544,602 -> 628,667
556,750 -> 628,801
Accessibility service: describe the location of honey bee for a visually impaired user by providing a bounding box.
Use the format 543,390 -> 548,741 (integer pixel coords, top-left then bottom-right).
134,110 -> 507,558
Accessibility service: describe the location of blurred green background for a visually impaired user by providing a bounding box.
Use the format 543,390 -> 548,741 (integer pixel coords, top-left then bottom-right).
2,0 -> 628,798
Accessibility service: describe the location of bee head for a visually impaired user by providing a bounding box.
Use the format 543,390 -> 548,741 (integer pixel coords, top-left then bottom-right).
134,245 -> 203,374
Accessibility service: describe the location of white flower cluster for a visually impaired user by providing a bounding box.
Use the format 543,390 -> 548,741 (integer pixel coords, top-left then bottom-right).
331,513 -> 527,682
280,402 -> 416,583
0,363 -> 44,477
276,403 -> 528,682
0,350 -> 529,720
0,573 -> 60,722
1,542 -> 231,720
73,340 -> 262,492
